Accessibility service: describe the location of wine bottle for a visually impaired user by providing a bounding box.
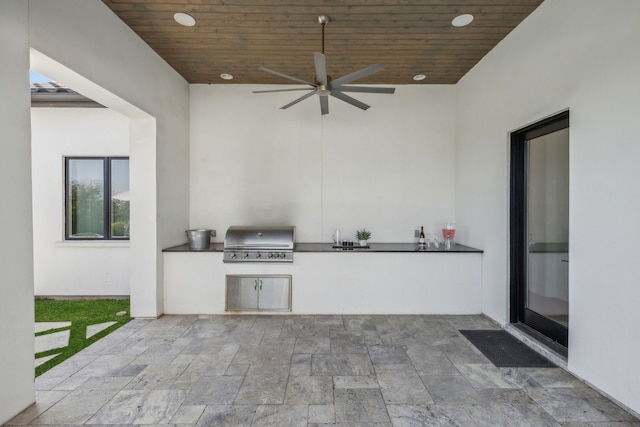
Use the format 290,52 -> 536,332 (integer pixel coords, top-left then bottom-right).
418,226 -> 426,246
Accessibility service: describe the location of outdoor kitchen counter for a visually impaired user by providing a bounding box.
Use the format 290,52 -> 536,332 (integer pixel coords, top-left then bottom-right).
163,241 -> 483,315
162,242 -> 482,253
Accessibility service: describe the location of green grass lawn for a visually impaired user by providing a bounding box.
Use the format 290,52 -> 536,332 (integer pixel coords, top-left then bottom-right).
35,299 -> 130,377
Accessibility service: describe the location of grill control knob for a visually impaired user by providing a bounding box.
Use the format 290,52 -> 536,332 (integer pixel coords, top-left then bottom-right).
255,253 -> 262,259
279,252 -> 286,258
268,253 -> 274,258
243,253 -> 249,259
230,253 -> 237,259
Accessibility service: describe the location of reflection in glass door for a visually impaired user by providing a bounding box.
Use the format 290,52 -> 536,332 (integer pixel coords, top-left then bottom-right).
511,111 -> 569,348
527,128 -> 569,327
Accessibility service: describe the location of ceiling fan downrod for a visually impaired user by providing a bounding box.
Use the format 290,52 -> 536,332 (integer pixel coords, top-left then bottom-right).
317,15 -> 329,54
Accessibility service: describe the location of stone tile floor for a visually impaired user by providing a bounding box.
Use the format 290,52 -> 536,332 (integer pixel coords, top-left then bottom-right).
8,314 -> 640,426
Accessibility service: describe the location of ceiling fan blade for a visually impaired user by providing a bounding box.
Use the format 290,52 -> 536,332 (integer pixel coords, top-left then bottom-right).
281,90 -> 316,110
319,95 -> 329,115
330,64 -> 384,87
333,86 -> 395,94
258,67 -> 316,86
253,88 -> 315,94
314,52 -> 328,86
330,91 -> 371,111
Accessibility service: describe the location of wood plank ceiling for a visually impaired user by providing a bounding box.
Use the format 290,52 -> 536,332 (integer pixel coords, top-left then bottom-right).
101,0 -> 544,85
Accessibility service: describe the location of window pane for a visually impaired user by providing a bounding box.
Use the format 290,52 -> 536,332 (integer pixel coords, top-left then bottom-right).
68,159 -> 104,238
110,159 -> 130,238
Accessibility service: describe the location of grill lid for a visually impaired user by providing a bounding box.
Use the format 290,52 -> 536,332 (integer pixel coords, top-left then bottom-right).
224,226 -> 295,250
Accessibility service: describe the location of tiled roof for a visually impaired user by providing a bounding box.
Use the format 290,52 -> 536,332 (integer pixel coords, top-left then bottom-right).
31,81 -> 75,94
31,82 -> 104,108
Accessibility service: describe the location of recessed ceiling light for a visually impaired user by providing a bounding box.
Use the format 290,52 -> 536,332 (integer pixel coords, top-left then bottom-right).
174,12 -> 196,27
413,74 -> 426,81
452,14 -> 474,27
220,73 -> 234,80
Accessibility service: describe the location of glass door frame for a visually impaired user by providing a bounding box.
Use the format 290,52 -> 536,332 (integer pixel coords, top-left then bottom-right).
510,110 -> 569,349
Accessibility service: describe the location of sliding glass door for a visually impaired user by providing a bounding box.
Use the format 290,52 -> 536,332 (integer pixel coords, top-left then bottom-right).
511,111 -> 569,348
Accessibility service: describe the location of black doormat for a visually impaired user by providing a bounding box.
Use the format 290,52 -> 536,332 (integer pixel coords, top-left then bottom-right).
459,330 -> 556,368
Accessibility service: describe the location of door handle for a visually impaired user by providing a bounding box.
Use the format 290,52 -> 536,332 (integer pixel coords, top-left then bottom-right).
254,279 -> 258,290
259,280 -> 263,290
561,260 -> 569,263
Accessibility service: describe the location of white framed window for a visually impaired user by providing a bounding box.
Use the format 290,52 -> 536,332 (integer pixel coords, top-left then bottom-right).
64,157 -> 129,240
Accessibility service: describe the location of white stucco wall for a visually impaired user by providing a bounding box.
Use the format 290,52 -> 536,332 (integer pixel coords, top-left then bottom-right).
31,108 -> 130,296
28,0 -> 190,317
0,2 -> 36,424
190,85 -> 457,243
2,0 -> 190,419
456,0 -> 640,414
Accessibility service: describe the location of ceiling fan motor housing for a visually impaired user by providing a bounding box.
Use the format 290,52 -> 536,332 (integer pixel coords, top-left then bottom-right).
317,84 -> 330,96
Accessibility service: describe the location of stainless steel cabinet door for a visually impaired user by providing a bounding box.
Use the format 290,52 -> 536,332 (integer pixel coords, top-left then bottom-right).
258,276 -> 291,311
226,276 -> 259,310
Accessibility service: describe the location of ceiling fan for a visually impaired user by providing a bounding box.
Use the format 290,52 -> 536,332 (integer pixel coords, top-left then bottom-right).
253,15 -> 395,115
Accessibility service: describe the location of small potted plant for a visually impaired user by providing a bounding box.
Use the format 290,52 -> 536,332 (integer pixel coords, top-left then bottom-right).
356,229 -> 372,246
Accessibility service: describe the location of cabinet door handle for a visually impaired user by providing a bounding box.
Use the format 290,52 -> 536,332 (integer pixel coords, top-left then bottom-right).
259,280 -> 263,290
254,279 -> 258,290
561,260 -> 569,263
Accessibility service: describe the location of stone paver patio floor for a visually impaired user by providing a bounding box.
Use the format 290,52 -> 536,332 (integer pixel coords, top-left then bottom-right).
11,314 -> 640,426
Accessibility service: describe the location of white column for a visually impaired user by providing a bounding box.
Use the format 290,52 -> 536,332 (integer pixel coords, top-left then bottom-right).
0,1 -> 36,424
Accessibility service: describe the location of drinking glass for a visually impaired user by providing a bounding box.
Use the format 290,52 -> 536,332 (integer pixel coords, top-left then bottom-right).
332,230 -> 341,245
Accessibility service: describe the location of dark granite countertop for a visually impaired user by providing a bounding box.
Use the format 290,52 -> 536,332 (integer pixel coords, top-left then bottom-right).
163,243 -> 224,252
163,242 -> 482,253
295,243 -> 482,253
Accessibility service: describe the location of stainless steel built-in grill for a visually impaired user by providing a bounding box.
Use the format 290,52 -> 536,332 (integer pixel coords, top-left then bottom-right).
223,226 -> 295,263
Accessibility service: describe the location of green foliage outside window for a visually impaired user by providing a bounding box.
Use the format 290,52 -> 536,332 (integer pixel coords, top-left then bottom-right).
71,181 -> 104,237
